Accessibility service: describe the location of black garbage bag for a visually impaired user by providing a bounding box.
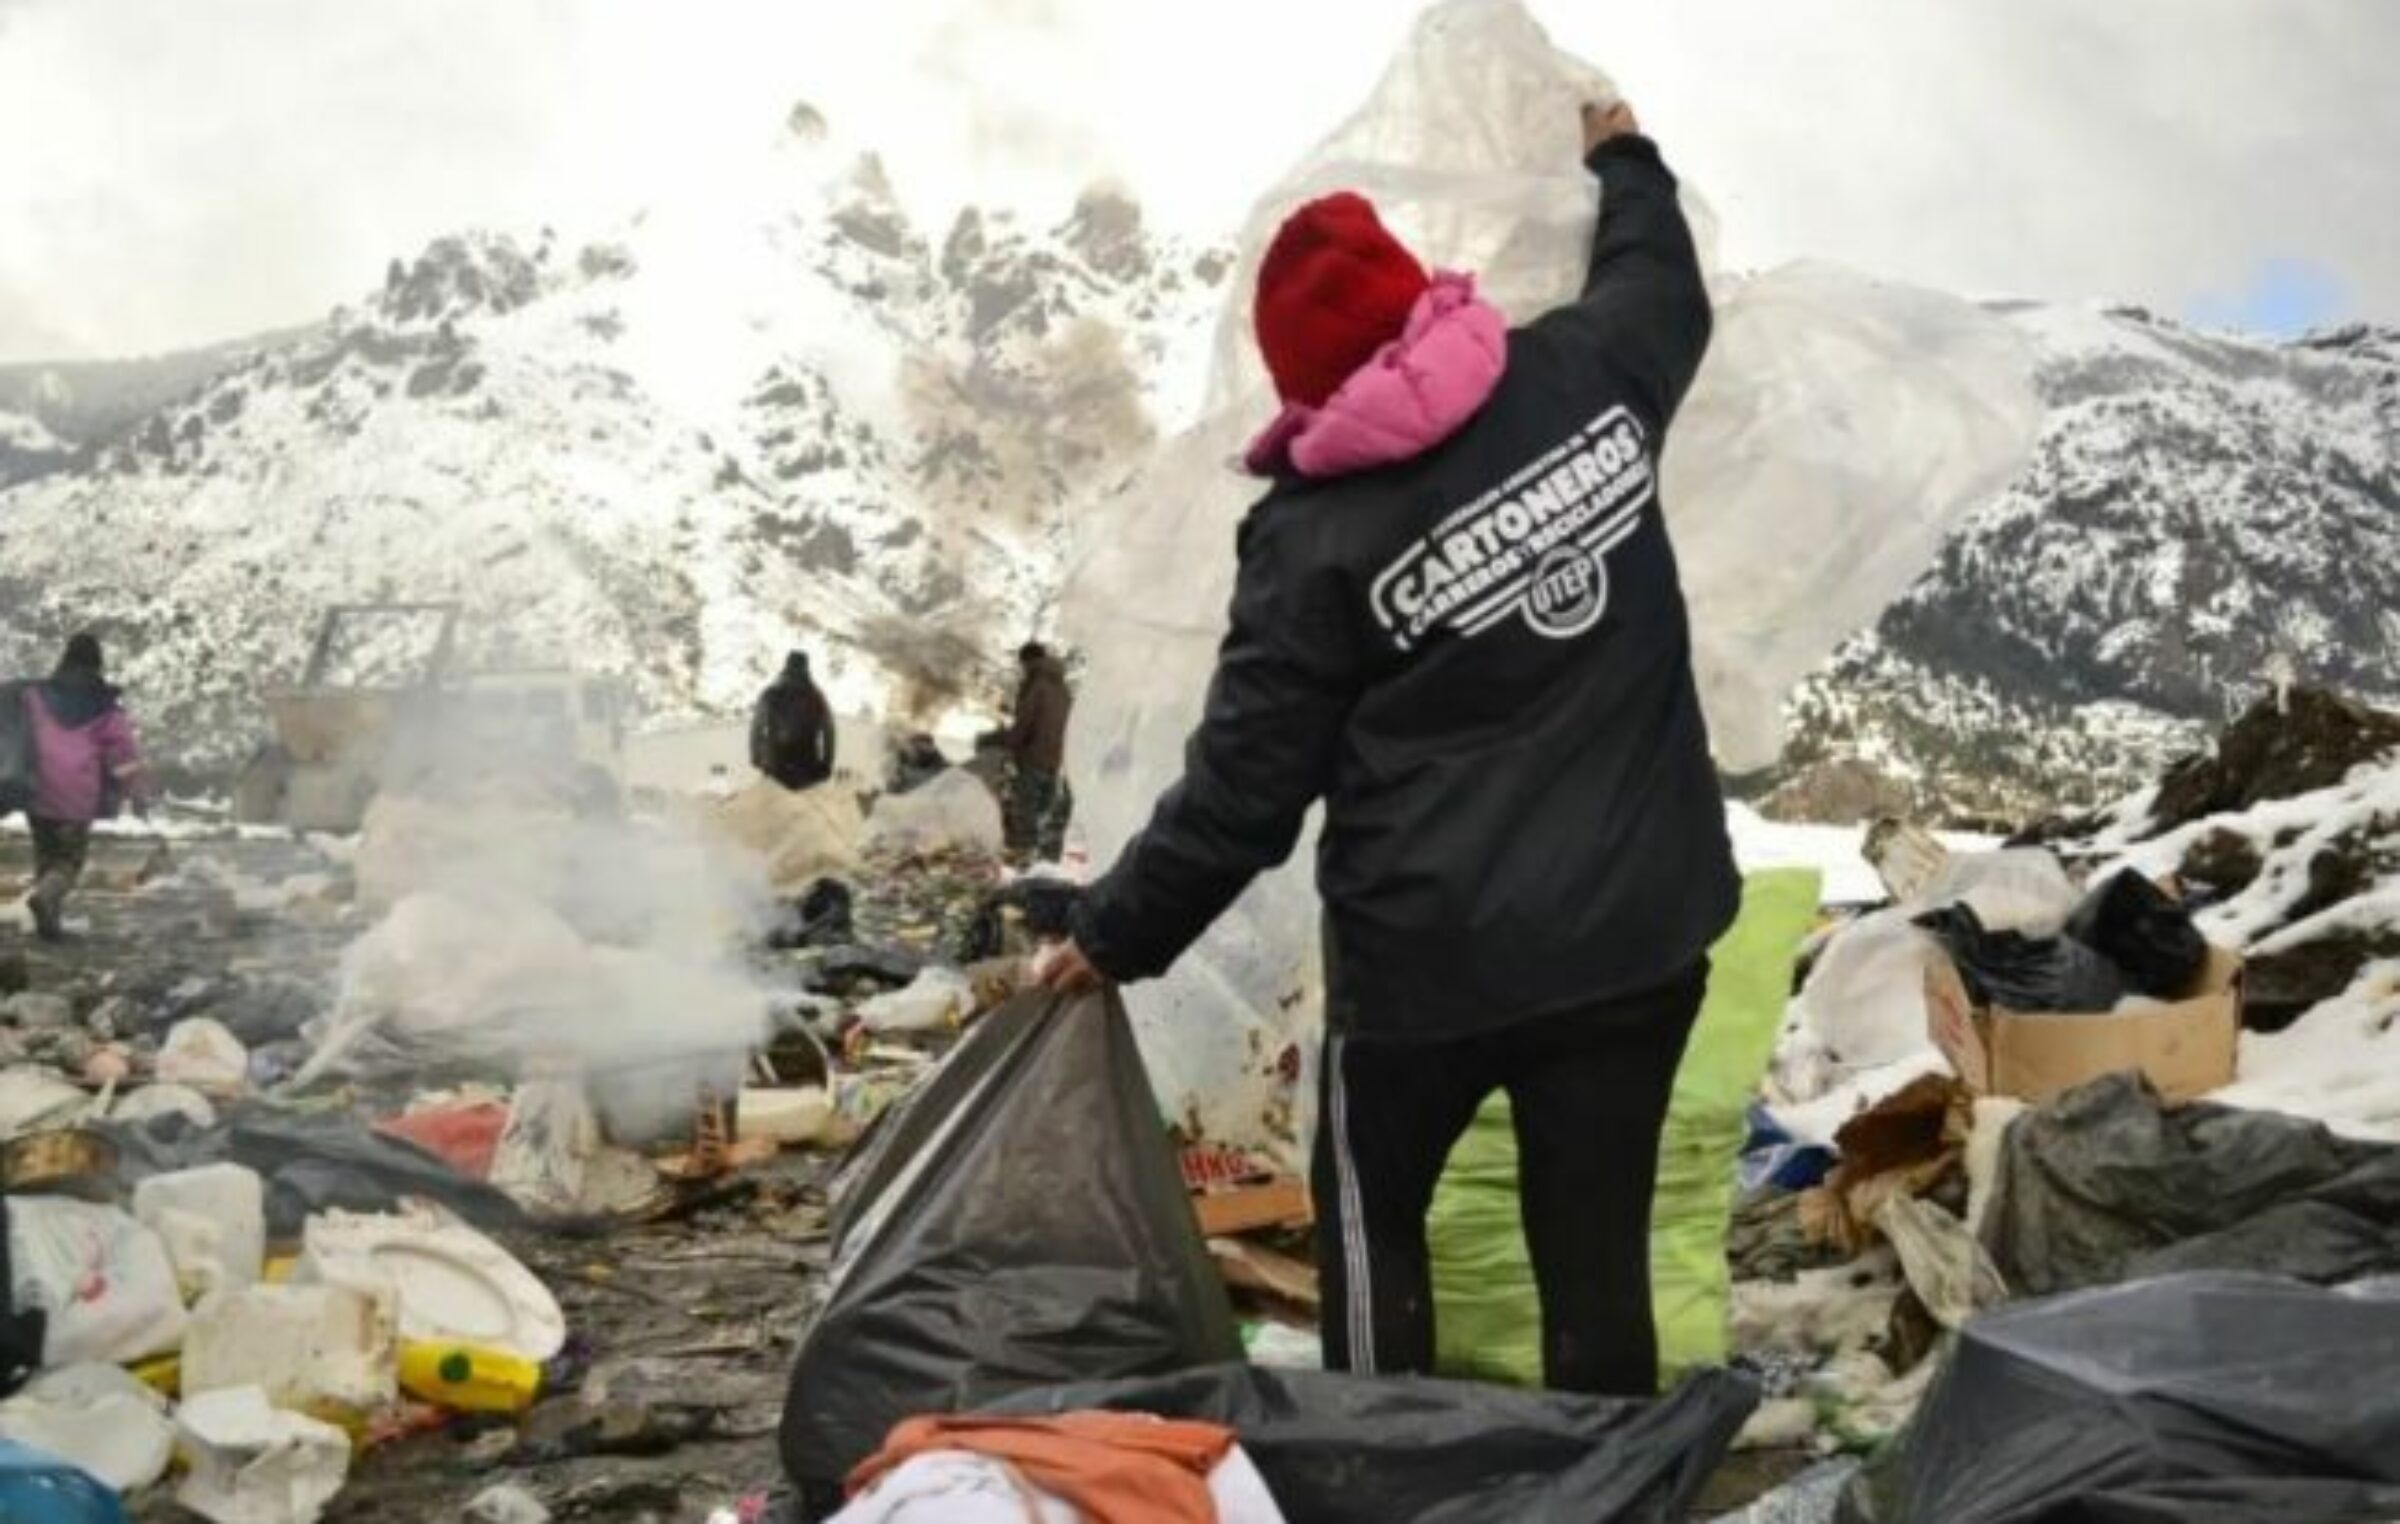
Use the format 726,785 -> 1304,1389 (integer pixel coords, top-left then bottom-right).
1839,1274 -> 2400,1524
2065,870 -> 2208,999
779,988 -> 1241,1504
1980,1073 -> 2400,1298
1914,904 -> 2125,1012
768,879 -> 854,951
985,1363 -> 1757,1524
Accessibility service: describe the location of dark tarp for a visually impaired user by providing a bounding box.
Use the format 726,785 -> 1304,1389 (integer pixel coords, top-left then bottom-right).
1839,1274 -> 2400,1524
0,681 -> 33,820
1980,1073 -> 2400,1298
989,1363 -> 1757,1524
779,988 -> 1241,1502
98,1111 -> 524,1238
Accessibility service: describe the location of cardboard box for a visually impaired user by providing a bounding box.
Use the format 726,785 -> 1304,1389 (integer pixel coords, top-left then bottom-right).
1926,944 -> 2242,1104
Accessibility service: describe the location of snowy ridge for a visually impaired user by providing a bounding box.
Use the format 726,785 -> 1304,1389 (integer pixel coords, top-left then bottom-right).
1779,306 -> 2400,822
0,106 -> 1226,774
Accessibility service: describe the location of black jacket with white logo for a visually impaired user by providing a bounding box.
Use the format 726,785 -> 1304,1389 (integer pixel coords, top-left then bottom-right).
1074,136 -> 1739,1040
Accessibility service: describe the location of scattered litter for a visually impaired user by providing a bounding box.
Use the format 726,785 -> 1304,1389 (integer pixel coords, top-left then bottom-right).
853,965 -> 975,1036
0,993 -> 75,1031
175,1385 -> 352,1524
0,1069 -> 90,1140
0,1435 -> 130,1523
862,769 -> 1004,859
372,1097 -> 509,1180
157,1018 -> 250,1097
180,1281 -> 397,1415
489,1077 -> 665,1223
299,1208 -> 567,1363
4,1196 -> 188,1367
0,1363 -> 176,1493
1846,1275 -> 2400,1524
132,1162 -> 267,1306
465,1482 -> 554,1524
736,1086 -> 835,1147
110,1083 -> 217,1130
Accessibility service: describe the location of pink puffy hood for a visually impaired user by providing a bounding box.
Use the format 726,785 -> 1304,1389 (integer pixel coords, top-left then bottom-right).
1244,271 -> 1507,480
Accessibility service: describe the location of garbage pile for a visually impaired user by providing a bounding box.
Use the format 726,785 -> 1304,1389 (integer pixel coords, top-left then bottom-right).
0,755 -> 1129,1523
1717,686 -> 2400,1518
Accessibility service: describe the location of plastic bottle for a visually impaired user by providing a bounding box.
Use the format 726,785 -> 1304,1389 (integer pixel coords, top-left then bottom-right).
396,1342 -> 542,1415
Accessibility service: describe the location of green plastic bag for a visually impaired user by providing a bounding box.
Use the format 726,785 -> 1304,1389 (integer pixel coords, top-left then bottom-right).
1427,869 -> 1821,1386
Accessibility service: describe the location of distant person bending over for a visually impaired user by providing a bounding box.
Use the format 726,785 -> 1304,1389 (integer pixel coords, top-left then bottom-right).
751,649 -> 835,790
1038,104 -> 1736,1397
22,632 -> 152,941
993,642 -> 1074,861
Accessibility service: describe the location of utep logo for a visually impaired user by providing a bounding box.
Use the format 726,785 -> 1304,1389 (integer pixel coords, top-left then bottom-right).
1368,405 -> 1654,650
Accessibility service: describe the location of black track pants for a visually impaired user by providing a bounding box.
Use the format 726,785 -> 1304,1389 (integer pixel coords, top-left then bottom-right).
1310,964 -> 1704,1396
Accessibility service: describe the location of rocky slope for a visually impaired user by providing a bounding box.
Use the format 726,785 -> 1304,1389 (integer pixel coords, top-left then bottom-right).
1773,307 -> 2400,824
0,104 -> 1225,774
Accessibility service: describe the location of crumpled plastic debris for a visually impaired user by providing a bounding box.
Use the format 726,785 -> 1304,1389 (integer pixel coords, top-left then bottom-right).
0,1363 -> 176,1493
175,1385 -> 351,1524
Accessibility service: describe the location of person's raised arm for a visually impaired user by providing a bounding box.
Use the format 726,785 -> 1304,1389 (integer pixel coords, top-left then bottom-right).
1537,101 -> 1713,425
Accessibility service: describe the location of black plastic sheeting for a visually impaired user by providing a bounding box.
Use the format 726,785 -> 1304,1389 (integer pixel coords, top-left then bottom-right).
2064,870 -> 2207,1000
1840,1274 -> 2400,1524
1980,1074 -> 2400,1299
779,989 -> 1241,1503
97,1111 -> 524,1238
0,680 -> 34,819
1913,904 -> 2125,1013
988,1363 -> 1757,1524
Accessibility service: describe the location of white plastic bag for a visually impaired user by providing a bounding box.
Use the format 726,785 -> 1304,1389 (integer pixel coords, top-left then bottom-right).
1061,0 -> 2034,1155
4,1197 -> 189,1367
1791,909 -> 1946,1071
158,1017 -> 250,1096
1909,848 -> 2079,937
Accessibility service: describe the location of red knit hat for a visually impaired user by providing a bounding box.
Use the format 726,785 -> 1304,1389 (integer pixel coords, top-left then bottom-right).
1254,193 -> 1429,409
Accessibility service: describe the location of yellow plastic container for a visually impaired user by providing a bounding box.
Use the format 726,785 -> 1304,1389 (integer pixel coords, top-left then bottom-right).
396,1341 -> 543,1415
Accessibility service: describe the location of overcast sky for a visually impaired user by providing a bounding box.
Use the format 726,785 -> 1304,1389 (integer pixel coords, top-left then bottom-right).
1,0 -> 2393,361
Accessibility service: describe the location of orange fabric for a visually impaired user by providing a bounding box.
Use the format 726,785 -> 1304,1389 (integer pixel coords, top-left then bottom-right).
847,1411 -> 1238,1524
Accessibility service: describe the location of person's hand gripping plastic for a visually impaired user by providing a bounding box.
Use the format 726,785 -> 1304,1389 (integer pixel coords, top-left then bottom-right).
1031,938 -> 1105,995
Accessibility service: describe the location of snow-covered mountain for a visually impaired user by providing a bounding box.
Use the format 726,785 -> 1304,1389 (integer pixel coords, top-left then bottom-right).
0,104 -> 1226,774
1774,307 -> 2400,824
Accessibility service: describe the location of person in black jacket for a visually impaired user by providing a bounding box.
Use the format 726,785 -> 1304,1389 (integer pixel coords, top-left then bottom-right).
1037,102 -> 1737,1396
750,650 -> 835,791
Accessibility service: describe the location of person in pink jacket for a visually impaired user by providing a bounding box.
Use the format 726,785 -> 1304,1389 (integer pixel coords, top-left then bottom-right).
21,632 -> 150,941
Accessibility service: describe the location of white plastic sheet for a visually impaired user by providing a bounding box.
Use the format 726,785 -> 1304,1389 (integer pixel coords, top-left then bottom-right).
1061,0 -> 2037,1154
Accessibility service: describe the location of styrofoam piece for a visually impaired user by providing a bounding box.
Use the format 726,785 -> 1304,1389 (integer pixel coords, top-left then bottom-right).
4,1197 -> 189,1367
175,1386 -> 351,1524
133,1163 -> 266,1306
180,1282 -> 397,1414
0,1362 -> 176,1492
297,1209 -> 566,1363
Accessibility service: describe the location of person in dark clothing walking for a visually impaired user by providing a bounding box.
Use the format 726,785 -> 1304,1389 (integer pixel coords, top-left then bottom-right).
750,650 -> 835,790
993,643 -> 1074,861
1038,102 -> 1737,1397
16,632 -> 151,941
